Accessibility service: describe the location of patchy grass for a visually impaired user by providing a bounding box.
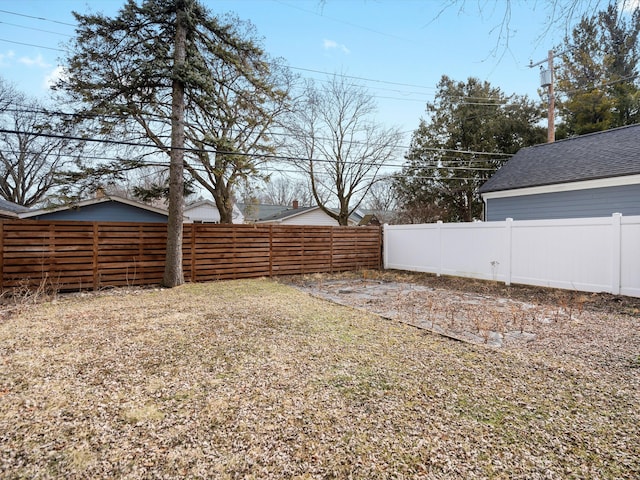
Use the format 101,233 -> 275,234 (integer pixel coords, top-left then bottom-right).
0,278 -> 638,479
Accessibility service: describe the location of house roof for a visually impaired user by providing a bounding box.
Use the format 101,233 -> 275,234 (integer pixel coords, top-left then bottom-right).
479,124 -> 640,194
20,195 -> 170,219
256,206 -> 319,222
0,198 -> 30,218
185,199 -> 216,210
237,203 -> 290,222
257,206 -> 364,225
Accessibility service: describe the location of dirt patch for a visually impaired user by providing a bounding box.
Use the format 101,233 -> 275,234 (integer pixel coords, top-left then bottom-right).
283,270 -> 640,376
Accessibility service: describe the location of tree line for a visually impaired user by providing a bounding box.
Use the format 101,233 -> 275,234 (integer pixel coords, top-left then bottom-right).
1,0 -> 639,285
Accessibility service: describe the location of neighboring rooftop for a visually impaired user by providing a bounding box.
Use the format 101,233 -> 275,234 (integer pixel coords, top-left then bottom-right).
479,124 -> 640,194
0,198 -> 30,214
237,203 -> 291,222
257,205 -> 318,222
0,198 -> 30,218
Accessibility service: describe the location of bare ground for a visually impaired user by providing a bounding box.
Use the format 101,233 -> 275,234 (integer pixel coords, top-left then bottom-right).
282,270 -> 640,380
0,275 -> 638,479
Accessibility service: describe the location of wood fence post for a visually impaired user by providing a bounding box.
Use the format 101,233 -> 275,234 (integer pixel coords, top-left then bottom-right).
0,221 -> 4,291
301,226 -> 305,274
611,213 -> 622,295
92,223 -> 99,290
330,228 -> 334,273
269,225 -> 273,277
190,224 -> 196,283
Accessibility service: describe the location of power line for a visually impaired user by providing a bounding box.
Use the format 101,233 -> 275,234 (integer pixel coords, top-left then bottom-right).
0,9 -> 76,27
0,30 -> 509,106
288,65 -> 436,91
272,0 -> 413,43
0,38 -> 64,52
0,20 -> 72,37
2,106 -> 514,158
0,128 -> 510,172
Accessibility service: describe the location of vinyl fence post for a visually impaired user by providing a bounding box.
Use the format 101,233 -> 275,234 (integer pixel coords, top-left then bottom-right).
382,224 -> 388,270
611,212 -> 622,295
504,218 -> 513,286
437,220 -> 443,277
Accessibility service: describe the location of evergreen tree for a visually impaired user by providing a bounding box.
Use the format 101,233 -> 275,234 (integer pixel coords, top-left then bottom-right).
394,76 -> 545,223
59,0 -> 286,285
556,4 -> 640,136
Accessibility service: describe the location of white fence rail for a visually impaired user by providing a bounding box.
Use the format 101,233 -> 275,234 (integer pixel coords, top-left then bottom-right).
383,213 -> 640,298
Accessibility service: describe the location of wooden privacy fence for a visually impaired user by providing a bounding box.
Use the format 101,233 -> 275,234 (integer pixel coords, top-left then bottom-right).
0,220 -> 382,291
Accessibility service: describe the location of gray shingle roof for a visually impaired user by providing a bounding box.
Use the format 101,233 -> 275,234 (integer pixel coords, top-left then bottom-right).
237,203 -> 291,222
258,206 -> 317,222
0,198 -> 30,214
479,124 -> 640,194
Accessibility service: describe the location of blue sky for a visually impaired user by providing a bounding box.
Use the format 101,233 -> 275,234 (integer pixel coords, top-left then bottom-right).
0,0 -> 610,140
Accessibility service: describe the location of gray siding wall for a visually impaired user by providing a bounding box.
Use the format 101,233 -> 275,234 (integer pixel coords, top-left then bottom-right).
32,202 -> 168,223
485,183 -> 640,221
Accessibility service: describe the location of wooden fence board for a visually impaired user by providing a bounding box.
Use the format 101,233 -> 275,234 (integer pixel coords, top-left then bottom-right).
0,220 -> 381,291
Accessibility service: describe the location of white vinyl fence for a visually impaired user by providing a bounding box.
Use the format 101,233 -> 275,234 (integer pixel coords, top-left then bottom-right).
383,213 -> 640,298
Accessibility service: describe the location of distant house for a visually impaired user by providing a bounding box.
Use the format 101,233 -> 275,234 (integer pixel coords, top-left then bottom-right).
183,199 -> 244,224
241,200 -> 362,226
237,202 -> 289,223
479,124 -> 640,221
21,195 -> 171,222
0,198 -> 30,219
19,195 -> 243,224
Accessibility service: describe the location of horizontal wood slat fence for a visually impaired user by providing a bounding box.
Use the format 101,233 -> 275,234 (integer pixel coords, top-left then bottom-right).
0,220 -> 382,291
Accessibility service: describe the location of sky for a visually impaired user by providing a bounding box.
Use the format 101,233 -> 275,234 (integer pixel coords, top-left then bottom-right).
1,0 -> 613,140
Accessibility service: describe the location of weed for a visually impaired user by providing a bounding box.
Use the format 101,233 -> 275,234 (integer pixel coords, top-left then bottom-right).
1,275 -> 60,318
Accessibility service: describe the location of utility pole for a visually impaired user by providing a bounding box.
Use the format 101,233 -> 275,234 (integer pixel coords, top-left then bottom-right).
530,49 -> 555,143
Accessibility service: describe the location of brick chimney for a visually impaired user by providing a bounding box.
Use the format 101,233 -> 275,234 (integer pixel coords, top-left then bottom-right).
292,199 -> 299,209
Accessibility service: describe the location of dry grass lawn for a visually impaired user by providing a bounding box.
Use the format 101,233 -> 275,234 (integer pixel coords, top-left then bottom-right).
0,278 -> 638,479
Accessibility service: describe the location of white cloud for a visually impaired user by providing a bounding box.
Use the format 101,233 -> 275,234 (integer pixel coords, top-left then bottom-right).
44,65 -> 65,89
0,50 -> 15,66
323,39 -> 350,55
18,54 -> 51,69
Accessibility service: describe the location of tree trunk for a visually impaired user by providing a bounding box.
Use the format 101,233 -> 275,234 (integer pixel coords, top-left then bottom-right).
214,188 -> 234,224
162,3 -> 187,288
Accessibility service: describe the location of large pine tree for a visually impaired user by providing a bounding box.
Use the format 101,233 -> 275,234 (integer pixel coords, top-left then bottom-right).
556,4 -> 640,137
59,0 -> 286,286
394,76 -> 545,223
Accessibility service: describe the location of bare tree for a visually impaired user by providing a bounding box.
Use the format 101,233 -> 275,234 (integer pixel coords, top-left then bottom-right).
0,77 -> 14,113
0,83 -> 80,207
258,176 -> 313,207
361,177 -> 399,224
284,75 -> 402,225
185,51 -> 292,223
432,1 -> 618,55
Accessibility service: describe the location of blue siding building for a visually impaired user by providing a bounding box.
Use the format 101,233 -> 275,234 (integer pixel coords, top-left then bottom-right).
480,125 -> 640,221
22,196 -> 170,222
